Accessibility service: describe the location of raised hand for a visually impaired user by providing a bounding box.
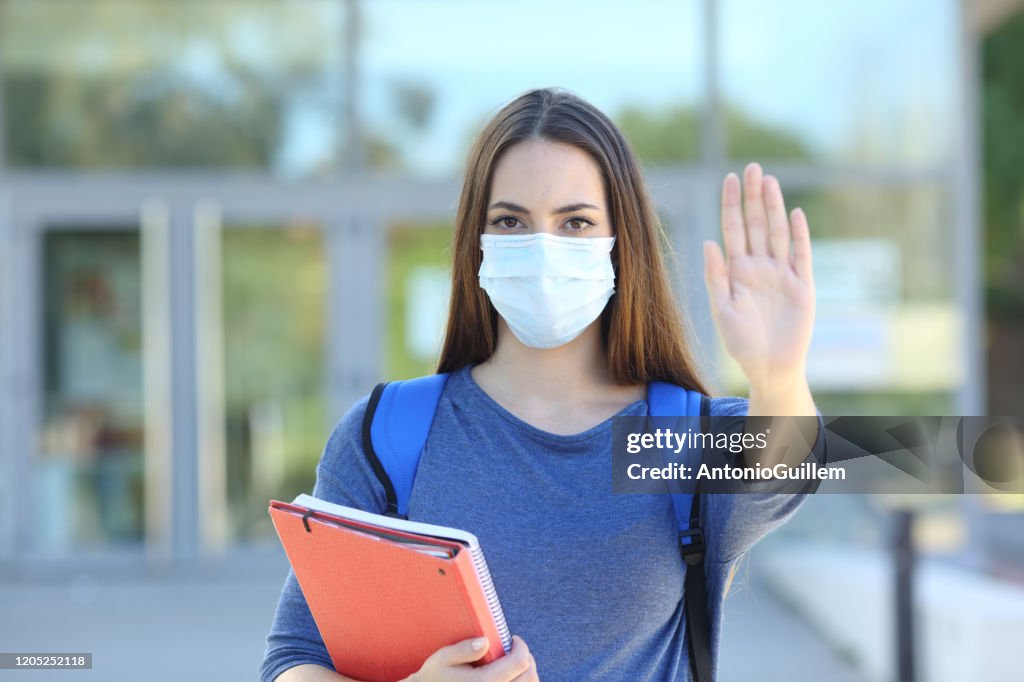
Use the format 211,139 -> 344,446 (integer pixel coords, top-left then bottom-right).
702,162 -> 816,411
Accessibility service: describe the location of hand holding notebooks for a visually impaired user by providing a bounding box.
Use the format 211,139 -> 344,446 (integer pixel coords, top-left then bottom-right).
269,494 -> 511,682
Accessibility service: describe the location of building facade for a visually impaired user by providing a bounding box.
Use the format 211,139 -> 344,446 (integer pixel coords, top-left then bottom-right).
0,0 -> 995,573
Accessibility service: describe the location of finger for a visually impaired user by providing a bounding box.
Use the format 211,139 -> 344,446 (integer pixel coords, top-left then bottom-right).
762,175 -> 790,260
478,635 -> 531,682
790,207 -> 813,280
743,162 -> 769,256
703,240 -> 731,310
435,636 -> 490,666
508,653 -> 539,682
720,172 -> 746,260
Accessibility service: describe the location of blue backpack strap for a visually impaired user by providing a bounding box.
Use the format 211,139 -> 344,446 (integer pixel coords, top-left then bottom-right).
360,372 -> 451,518
647,380 -> 708,558
648,380 -> 713,682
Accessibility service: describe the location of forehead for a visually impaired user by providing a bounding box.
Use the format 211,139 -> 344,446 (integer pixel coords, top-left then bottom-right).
489,139 -> 606,208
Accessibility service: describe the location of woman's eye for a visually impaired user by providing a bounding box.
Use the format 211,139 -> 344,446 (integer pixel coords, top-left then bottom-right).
565,217 -> 595,232
490,216 -> 523,231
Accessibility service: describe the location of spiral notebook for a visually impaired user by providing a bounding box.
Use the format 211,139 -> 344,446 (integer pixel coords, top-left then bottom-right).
269,494 -> 511,682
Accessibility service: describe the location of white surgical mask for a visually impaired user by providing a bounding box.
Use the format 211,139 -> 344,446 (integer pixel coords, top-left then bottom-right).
478,232 -> 616,349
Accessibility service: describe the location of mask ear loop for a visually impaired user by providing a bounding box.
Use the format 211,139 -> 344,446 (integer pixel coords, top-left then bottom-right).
602,231 -> 618,345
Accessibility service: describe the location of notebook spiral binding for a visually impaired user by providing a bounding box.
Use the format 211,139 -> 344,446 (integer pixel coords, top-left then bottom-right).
469,544 -> 511,653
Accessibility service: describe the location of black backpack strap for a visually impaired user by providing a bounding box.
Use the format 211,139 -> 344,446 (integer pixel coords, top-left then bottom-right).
361,382 -> 400,516
685,393 -> 712,682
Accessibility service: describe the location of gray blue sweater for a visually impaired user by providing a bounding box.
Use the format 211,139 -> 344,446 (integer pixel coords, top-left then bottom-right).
260,363 -> 823,681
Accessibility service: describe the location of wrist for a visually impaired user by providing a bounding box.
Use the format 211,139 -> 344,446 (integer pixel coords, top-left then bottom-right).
747,369 -> 816,417
747,367 -> 808,399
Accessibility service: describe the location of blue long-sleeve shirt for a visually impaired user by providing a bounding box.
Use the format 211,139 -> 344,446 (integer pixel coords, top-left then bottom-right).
260,363 -> 824,681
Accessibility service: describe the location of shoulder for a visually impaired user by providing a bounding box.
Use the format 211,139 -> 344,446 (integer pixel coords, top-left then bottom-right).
707,395 -> 749,417
320,392 -> 371,469
313,391 -> 387,512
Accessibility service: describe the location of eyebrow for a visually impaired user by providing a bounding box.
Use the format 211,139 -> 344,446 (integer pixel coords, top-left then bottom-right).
487,200 -> 601,215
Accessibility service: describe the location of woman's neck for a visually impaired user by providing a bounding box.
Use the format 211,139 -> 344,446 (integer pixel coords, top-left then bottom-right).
482,320 -> 606,388
470,318 -> 645,415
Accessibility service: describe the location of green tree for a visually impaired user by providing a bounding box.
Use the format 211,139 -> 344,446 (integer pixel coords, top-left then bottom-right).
615,102 -> 814,165
1,0 -> 339,170
982,11 -> 1024,417
983,12 -> 1024,318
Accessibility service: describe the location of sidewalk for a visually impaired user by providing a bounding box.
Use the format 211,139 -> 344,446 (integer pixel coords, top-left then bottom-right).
0,555 -> 861,681
718,569 -> 865,681
0,565 -> 285,681
759,542 -> 1024,682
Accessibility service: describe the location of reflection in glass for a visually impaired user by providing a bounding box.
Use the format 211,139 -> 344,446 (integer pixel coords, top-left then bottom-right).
385,221 -> 452,380
0,0 -> 345,176
784,185 -> 951,301
38,230 -> 144,551
362,0 -> 703,175
220,225 -> 327,543
721,0 -> 957,165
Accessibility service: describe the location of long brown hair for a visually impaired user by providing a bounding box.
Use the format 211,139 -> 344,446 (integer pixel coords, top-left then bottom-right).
436,87 -> 712,395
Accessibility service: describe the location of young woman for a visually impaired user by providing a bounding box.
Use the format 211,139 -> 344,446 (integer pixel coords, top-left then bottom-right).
261,87 -> 825,682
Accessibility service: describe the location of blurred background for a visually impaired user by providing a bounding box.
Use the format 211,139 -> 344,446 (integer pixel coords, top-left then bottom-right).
0,0 -> 1021,680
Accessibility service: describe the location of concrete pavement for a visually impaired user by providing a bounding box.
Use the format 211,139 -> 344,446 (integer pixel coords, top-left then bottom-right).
0,553 -> 863,681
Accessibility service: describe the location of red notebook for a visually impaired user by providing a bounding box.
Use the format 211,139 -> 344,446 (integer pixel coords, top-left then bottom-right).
269,494 -> 511,682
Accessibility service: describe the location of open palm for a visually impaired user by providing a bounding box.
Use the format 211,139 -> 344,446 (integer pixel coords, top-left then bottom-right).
703,162 -> 815,390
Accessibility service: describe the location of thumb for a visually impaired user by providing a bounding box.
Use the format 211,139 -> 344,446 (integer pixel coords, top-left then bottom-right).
434,637 -> 490,666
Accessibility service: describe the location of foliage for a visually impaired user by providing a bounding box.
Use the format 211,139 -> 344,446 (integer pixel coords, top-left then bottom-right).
5,73 -> 286,168
982,12 -> 1024,325
615,102 -> 814,165
385,221 -> 453,380
982,12 -> 1024,418
220,227 -> 328,540
1,0 -> 338,170
221,227 -> 327,409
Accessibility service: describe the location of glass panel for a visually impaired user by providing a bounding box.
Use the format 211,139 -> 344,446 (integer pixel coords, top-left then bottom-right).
783,185 -> 953,301
713,184 -> 960,412
37,230 -> 144,552
220,224 -> 327,543
721,0 -> 958,165
385,221 -> 452,379
362,0 -> 704,176
0,0 -> 345,176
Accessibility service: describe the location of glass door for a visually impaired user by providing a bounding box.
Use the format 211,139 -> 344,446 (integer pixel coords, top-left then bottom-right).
193,202 -> 330,551
12,200 -> 172,561
39,228 -> 145,549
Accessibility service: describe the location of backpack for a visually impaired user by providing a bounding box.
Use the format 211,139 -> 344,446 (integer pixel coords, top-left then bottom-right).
361,372 -> 713,682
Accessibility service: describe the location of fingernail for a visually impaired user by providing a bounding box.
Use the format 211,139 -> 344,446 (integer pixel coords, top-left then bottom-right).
472,637 -> 487,650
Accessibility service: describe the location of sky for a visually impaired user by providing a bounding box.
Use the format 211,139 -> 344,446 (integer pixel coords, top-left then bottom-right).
343,0 -> 959,176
